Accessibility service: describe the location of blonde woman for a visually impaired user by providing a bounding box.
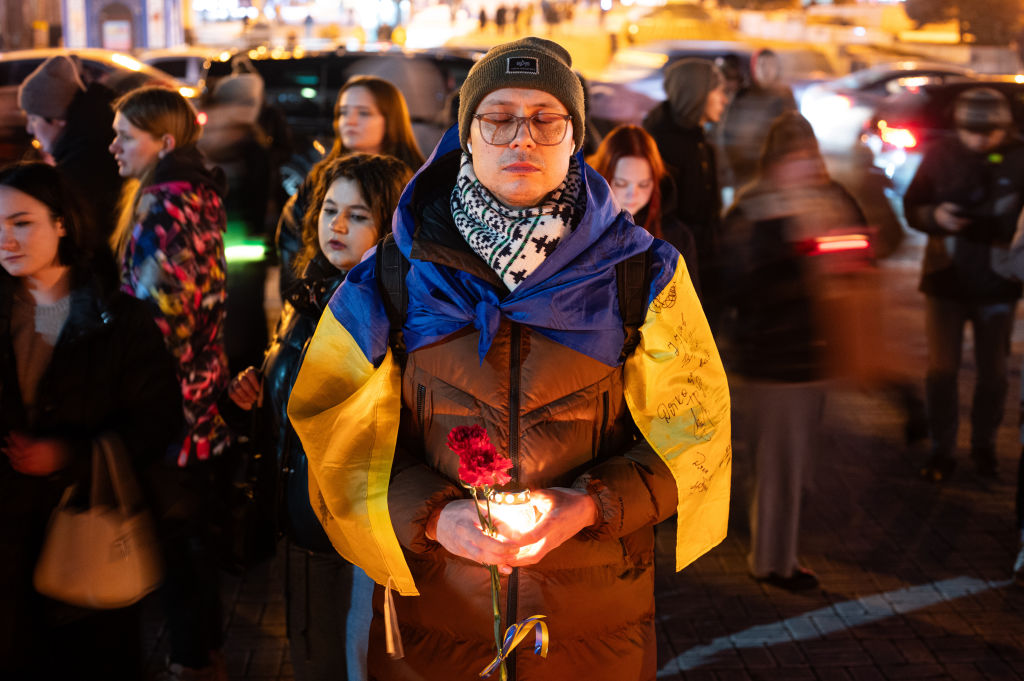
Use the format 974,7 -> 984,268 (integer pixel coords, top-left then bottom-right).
109,85 -> 230,680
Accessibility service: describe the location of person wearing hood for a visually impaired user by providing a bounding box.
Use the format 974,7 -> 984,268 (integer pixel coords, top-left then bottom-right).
287,37 -> 731,681
643,58 -> 728,319
109,86 -> 231,681
199,71 -> 274,374
17,54 -> 122,283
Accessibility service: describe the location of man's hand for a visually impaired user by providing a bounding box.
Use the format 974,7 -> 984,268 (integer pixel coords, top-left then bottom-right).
434,499 -> 519,573
498,487 -> 600,567
227,366 -> 261,410
4,432 -> 71,476
934,203 -> 971,232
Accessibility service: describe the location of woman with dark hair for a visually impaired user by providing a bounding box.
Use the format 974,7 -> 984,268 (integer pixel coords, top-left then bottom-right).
0,162 -> 180,680
277,75 -> 425,293
108,85 -> 231,680
227,154 -> 413,681
722,112 -> 867,591
588,124 -> 700,290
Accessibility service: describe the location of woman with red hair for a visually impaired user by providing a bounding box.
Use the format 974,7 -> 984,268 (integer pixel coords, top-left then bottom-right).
588,124 -> 700,291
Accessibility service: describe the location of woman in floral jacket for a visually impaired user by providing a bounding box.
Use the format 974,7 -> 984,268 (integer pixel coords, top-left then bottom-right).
109,86 -> 231,680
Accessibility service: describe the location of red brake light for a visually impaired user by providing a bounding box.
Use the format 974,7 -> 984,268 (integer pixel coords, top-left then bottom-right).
197,111 -> 208,126
808,235 -> 871,255
877,120 -> 917,149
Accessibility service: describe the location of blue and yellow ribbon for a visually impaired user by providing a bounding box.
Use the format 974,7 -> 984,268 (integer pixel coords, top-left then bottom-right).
479,615 -> 549,678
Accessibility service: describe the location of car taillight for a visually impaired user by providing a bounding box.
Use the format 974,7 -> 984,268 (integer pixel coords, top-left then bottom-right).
877,120 -> 917,149
197,111 -> 208,126
809,235 -> 872,255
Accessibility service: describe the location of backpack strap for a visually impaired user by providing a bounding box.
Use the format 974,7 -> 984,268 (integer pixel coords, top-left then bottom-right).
374,233 -> 410,367
616,245 -> 654,363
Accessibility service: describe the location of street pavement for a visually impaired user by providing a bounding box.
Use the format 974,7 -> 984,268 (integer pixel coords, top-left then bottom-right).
144,242 -> 1024,679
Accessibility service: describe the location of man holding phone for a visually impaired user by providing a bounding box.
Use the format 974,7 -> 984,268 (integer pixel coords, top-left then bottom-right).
904,86 -> 1024,481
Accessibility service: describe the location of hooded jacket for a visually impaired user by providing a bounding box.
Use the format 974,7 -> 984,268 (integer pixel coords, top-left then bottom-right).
643,103 -> 721,289
119,147 -> 231,466
288,126 -> 731,680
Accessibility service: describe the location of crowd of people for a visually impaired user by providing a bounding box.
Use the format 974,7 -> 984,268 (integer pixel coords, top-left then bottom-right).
2,35 -> 1024,681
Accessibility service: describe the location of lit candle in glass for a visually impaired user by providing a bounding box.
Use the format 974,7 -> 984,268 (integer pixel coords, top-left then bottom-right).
487,489 -> 537,539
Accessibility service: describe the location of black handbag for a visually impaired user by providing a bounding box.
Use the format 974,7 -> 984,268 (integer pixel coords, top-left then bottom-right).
217,401 -> 280,574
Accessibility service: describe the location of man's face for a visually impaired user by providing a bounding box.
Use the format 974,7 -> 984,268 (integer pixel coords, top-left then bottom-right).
25,114 -> 66,156
469,88 -> 574,208
957,126 -> 1007,153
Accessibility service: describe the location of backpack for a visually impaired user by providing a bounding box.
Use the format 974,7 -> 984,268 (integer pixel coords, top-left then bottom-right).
374,233 -> 652,366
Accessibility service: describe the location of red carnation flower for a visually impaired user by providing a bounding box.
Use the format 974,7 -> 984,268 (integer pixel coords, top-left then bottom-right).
448,425 -> 512,489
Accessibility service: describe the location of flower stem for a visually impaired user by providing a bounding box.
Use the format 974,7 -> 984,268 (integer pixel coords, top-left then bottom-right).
489,564 -> 506,681
472,489 -> 506,680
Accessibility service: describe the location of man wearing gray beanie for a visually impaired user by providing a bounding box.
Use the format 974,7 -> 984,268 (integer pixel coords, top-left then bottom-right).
17,55 -> 122,277
904,85 -> 1024,487
643,58 -> 729,325
287,36 -> 730,681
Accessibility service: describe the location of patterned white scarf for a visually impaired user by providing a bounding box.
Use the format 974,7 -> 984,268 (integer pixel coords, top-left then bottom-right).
451,153 -> 583,291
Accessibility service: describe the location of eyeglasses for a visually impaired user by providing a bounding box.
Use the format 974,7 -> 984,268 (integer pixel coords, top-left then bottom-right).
472,113 -> 572,146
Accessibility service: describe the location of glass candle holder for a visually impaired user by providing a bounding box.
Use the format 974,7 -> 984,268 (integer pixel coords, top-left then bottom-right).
487,489 -> 537,538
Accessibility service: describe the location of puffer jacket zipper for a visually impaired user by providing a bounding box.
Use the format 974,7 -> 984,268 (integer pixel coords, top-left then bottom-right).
506,323 -> 522,681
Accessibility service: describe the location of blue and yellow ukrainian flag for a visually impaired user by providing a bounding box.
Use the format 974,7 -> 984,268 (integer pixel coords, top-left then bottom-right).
288,126 -> 731,596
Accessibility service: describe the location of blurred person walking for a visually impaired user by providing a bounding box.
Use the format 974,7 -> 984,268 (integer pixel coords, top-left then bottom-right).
720,49 -> 797,192
109,86 -> 232,681
277,75 -> 424,294
643,58 -> 729,318
227,154 -> 411,681
722,112 -> 868,591
903,88 -> 1024,482
199,70 -> 274,374
0,162 -> 181,680
17,55 -> 122,284
588,123 -> 699,290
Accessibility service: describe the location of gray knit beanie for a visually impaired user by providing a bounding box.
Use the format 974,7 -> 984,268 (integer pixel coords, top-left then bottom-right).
664,58 -> 724,129
955,87 -> 1012,132
18,55 -> 86,120
458,37 -> 585,154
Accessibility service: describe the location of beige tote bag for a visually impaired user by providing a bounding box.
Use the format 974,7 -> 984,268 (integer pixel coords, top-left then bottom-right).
33,435 -> 163,609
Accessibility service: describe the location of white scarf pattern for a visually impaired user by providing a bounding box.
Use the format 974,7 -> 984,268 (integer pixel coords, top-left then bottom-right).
451,153 -> 583,291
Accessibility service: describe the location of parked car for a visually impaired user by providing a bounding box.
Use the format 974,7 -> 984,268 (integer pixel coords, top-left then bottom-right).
140,46 -> 237,90
0,48 -> 194,164
622,2 -> 734,45
862,76 -> 1024,196
197,47 -> 481,191
588,40 -> 835,132
800,61 -> 975,156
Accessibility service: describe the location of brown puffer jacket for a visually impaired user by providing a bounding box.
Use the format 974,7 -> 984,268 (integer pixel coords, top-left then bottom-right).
366,319 -> 678,681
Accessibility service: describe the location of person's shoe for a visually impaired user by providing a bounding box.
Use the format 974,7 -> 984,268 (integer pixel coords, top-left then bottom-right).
920,453 -> 956,482
155,662 -> 219,681
970,447 -> 998,478
754,566 -> 819,591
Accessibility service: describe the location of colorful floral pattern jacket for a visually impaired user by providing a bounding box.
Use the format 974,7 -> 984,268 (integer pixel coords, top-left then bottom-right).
120,148 -> 231,466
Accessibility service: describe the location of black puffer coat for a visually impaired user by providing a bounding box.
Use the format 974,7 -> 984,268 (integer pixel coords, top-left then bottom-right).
52,84 -> 122,251
0,271 -> 182,671
254,255 -> 345,551
903,135 -> 1024,302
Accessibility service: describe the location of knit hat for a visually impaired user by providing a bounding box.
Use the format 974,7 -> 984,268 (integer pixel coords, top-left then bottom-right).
955,87 -> 1012,132
664,58 -> 724,129
458,37 -> 584,154
18,55 -> 86,120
